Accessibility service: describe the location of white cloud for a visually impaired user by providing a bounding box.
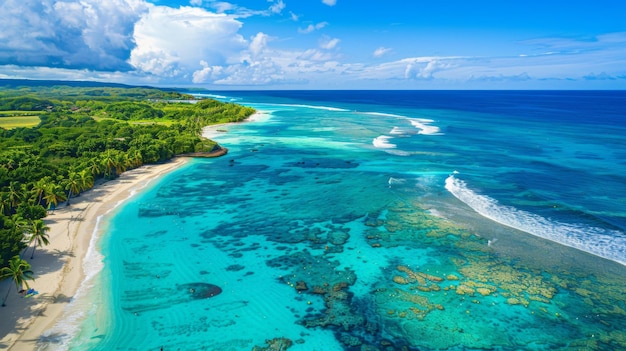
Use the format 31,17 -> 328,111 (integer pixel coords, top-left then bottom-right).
210,2 -> 235,13
322,0 -> 337,6
299,22 -> 328,34
319,37 -> 340,50
0,0 -> 148,71
192,60 -> 225,83
249,33 -> 271,58
290,11 -> 299,21
298,49 -> 336,62
129,5 -> 247,77
1,1 -> 625,89
373,47 -> 392,58
268,0 -> 285,14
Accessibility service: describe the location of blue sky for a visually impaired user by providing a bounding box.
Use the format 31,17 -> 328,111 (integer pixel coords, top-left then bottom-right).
0,0 -> 625,89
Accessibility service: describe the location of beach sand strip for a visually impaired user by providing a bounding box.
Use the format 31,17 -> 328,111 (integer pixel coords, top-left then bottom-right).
0,157 -> 189,351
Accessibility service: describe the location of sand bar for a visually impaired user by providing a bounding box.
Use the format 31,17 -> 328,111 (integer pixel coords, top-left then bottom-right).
0,157 -> 189,351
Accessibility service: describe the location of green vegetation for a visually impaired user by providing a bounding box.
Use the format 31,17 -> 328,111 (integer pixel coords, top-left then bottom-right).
0,116 -> 41,129
1,256 -> 34,306
0,81 -> 255,287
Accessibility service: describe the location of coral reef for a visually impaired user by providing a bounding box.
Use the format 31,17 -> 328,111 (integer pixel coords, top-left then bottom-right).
251,337 -> 293,351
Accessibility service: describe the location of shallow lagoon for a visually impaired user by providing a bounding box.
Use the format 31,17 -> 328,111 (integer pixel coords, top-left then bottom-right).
48,91 -> 626,350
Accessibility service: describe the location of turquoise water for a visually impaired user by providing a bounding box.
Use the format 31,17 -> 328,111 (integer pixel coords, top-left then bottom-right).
45,91 -> 625,350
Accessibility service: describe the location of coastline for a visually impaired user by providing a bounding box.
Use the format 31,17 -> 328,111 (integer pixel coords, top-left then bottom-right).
0,157 -> 190,351
201,111 -> 269,140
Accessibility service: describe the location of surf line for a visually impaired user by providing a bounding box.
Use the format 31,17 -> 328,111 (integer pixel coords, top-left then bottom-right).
445,174 -> 626,266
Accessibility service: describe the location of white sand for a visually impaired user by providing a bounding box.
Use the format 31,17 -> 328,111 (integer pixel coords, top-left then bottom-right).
201,111 -> 269,139
0,157 -> 189,351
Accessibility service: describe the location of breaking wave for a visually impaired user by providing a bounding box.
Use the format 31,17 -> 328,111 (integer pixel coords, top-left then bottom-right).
445,175 -> 626,266
372,135 -> 397,149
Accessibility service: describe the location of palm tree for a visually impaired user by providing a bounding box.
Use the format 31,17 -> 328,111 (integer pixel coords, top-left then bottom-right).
0,193 -> 9,216
27,219 -> 50,259
6,181 -> 24,210
79,169 -> 94,191
114,152 -> 130,175
128,149 -> 143,168
1,255 -> 35,306
86,157 -> 103,178
64,171 -> 82,205
43,183 -> 66,211
1,155 -> 17,171
10,214 -> 29,236
29,177 -> 51,206
100,150 -> 117,178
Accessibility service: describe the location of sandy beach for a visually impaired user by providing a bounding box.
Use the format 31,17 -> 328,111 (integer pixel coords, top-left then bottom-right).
0,157 -> 189,351
201,111 -> 269,140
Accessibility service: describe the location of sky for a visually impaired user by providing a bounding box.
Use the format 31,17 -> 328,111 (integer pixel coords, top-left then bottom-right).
0,0 -> 625,89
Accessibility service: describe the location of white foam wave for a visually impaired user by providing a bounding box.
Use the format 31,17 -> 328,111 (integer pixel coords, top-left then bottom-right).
38,216 -> 106,350
389,127 -> 406,135
197,93 -> 228,99
445,175 -> 626,266
372,135 -> 397,149
409,119 -> 442,135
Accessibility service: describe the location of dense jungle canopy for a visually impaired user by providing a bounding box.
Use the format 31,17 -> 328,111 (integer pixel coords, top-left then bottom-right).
0,80 -> 255,269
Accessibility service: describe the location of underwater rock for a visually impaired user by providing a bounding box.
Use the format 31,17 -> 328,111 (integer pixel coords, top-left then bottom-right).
295,281 -> 308,291
121,282 -> 221,314
179,283 -> 223,299
476,287 -> 493,296
455,284 -> 475,296
392,276 -> 409,285
364,217 -> 384,227
328,230 -> 350,245
339,333 -> 362,347
252,337 -> 293,351
303,282 -> 365,331
226,264 -> 245,271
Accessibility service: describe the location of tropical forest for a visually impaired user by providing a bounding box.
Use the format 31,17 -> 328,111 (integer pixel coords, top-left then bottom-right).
0,80 -> 254,287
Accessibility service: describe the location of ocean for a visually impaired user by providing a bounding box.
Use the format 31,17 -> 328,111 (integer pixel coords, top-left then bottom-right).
44,91 -> 626,350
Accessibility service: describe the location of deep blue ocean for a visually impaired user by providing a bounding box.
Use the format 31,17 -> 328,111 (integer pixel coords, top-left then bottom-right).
45,91 -> 626,350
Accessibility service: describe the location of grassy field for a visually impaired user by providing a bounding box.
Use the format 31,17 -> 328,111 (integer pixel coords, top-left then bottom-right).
0,115 -> 41,129
92,116 -> 176,126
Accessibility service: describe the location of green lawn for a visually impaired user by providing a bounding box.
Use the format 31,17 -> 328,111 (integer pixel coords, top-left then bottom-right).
0,115 -> 41,129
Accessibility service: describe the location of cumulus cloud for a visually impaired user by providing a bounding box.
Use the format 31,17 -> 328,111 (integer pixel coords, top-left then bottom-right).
373,47 -> 392,58
0,0 -> 148,71
2,1 -> 624,89
249,32 -> 271,58
192,60 -> 224,83
129,5 -> 247,78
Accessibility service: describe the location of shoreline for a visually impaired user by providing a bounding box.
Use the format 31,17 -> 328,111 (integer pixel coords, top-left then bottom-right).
0,157 -> 190,351
201,111 -> 269,139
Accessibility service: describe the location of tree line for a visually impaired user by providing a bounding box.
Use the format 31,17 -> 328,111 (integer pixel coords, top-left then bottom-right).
0,84 -> 255,304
